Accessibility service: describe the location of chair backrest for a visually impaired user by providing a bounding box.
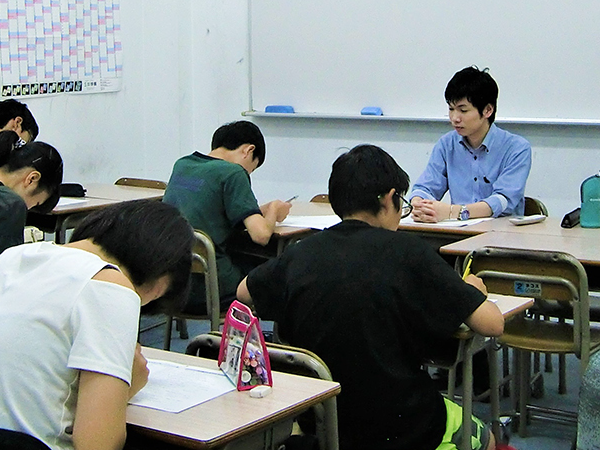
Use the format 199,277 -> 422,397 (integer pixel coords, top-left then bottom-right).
0,429 -> 51,450
310,194 -> 329,203
524,196 -> 549,216
114,177 -> 167,190
186,332 -> 332,380
193,230 -> 221,332
466,246 -> 590,360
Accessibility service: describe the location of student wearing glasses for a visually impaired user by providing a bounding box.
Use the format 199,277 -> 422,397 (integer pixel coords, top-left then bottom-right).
237,144 -> 504,450
410,66 -> 531,223
0,130 -> 63,253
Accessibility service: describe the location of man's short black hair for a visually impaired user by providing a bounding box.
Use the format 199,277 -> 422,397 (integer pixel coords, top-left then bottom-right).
70,200 -> 194,313
0,99 -> 39,140
328,144 -> 410,218
211,121 -> 266,168
445,66 -> 499,124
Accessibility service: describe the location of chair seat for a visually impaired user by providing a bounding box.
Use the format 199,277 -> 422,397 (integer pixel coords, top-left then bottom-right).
499,318 -> 600,354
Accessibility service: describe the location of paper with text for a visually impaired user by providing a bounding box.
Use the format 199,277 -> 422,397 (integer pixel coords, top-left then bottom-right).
129,359 -> 235,413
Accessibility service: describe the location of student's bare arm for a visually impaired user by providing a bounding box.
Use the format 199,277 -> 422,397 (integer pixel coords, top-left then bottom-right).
236,277 -> 254,307
72,371 -> 129,450
244,200 -> 291,246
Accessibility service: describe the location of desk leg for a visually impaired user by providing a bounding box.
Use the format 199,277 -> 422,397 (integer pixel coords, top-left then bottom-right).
323,397 -> 340,450
461,337 -> 474,450
489,338 -> 501,440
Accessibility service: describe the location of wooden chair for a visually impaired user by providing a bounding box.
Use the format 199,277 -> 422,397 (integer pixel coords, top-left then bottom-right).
524,196 -> 548,216
114,177 -> 167,189
163,230 -> 222,350
310,194 -> 329,203
186,333 -> 339,450
466,246 -> 600,437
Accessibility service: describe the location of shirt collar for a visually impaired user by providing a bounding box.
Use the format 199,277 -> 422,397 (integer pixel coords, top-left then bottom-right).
459,123 -> 498,153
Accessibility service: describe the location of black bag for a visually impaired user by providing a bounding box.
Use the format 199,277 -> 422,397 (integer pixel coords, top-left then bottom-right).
60,183 -> 86,197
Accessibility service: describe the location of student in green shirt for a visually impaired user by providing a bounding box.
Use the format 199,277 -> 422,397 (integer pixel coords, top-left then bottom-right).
163,121 -> 291,314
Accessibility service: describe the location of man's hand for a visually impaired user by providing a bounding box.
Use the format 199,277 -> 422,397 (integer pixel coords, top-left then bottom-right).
464,274 -> 488,296
411,198 -> 450,223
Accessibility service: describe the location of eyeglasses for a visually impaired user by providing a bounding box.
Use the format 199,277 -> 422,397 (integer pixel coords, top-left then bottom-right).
398,193 -> 413,219
379,191 -> 413,219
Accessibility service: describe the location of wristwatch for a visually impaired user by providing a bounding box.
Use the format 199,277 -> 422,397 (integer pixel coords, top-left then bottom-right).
459,205 -> 470,221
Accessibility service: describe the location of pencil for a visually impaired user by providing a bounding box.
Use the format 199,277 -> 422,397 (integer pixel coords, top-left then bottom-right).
462,256 -> 473,280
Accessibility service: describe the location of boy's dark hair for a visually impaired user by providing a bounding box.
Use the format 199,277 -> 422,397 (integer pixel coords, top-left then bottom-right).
211,120 -> 266,168
445,66 -> 499,124
70,200 -> 194,313
0,130 -> 62,213
0,99 -> 39,141
328,144 -> 410,218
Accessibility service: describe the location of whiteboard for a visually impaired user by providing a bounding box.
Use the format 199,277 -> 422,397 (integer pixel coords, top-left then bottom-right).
249,1 -> 600,122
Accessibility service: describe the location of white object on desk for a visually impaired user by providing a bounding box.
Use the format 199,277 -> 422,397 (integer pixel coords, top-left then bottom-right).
278,215 -> 341,230
129,359 -> 235,413
401,217 -> 493,227
508,214 -> 547,226
57,197 -> 89,206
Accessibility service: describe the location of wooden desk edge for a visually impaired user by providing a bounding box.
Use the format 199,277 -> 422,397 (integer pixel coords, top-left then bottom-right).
128,348 -> 341,448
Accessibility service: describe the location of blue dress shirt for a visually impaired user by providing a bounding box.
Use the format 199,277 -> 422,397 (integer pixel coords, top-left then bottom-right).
410,124 -> 532,217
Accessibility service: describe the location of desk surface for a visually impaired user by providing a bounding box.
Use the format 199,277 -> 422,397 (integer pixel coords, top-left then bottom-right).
47,184 -> 164,216
276,203 -> 597,238
440,231 -> 600,267
127,347 -> 341,449
84,183 -> 165,201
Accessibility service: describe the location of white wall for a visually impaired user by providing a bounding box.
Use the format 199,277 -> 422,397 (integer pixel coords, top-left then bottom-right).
18,1 -> 600,219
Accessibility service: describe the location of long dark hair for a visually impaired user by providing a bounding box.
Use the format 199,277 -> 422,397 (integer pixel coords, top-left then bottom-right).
0,130 -> 63,213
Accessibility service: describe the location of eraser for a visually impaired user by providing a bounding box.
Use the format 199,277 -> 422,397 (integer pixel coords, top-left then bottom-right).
249,385 -> 272,398
265,105 -> 295,113
361,106 -> 383,116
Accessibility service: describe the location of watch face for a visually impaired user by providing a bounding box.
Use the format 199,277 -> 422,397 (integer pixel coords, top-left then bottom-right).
460,208 -> 470,220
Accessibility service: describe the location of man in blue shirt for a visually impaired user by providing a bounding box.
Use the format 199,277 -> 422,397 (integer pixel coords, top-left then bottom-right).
410,66 -> 532,222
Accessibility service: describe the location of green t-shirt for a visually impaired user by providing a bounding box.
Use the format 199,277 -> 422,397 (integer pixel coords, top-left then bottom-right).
163,153 -> 262,303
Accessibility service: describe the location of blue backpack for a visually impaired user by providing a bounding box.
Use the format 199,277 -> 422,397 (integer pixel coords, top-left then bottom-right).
580,172 -> 600,228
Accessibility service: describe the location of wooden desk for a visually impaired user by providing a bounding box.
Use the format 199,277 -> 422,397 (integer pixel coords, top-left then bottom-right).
27,183 -> 165,244
440,231 -> 600,267
84,183 -> 165,201
127,347 -> 341,450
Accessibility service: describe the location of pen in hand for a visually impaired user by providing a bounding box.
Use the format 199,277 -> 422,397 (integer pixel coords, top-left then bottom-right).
462,256 -> 473,280
286,195 -> 298,203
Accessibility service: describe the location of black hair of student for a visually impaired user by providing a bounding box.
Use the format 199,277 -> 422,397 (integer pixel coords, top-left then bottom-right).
70,200 -> 194,314
328,144 -> 410,218
211,120 -> 266,168
445,66 -> 499,124
0,99 -> 39,140
0,130 -> 63,213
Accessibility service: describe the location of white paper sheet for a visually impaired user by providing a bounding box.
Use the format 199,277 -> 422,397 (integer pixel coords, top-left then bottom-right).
57,197 -> 89,206
400,217 -> 494,227
278,215 -> 341,230
129,359 -> 236,413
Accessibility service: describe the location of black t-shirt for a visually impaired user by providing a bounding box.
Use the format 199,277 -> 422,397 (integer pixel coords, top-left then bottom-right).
247,220 -> 486,450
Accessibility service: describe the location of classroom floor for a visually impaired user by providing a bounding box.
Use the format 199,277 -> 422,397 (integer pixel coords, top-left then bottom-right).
139,315 -> 579,450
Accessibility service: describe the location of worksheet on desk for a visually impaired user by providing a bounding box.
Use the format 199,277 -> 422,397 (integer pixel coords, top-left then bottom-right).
278,215 -> 341,230
129,359 -> 236,413
400,217 -> 493,227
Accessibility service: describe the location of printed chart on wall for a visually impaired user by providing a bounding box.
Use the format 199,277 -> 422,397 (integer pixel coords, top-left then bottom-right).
0,0 -> 122,98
